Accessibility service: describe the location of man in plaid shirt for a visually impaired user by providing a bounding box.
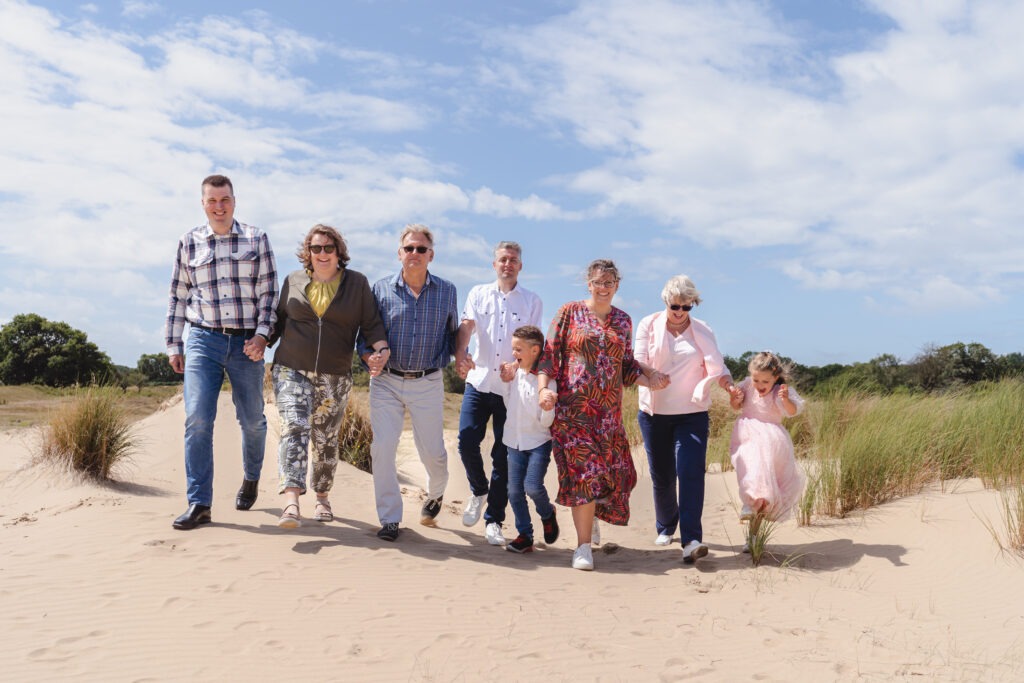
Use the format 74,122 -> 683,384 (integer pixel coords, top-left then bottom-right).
165,174 -> 279,530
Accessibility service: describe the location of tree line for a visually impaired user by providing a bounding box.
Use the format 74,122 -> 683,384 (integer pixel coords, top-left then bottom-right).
1,312 -> 1020,394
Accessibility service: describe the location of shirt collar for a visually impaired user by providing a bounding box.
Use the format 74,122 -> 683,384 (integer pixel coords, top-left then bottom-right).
201,219 -> 241,239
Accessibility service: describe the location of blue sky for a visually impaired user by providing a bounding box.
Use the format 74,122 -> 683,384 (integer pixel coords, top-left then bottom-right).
1,0 -> 1022,368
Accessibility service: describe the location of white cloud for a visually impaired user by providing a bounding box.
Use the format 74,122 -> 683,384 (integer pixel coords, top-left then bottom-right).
122,1 -> 159,19
490,0 -> 1024,307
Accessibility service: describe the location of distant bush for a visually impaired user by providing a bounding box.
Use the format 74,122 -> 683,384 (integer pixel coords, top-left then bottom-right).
39,389 -> 135,479
0,313 -> 113,387
443,362 -> 465,394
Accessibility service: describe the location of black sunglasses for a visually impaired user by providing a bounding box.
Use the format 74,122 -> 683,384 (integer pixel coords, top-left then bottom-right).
402,245 -> 431,254
669,303 -> 693,311
309,244 -> 336,254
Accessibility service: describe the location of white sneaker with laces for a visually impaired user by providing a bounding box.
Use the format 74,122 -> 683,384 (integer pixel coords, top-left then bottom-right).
485,522 -> 506,546
740,504 -> 753,521
591,519 -> 601,546
681,539 -> 709,564
462,494 -> 486,527
654,532 -> 672,546
572,543 -> 595,571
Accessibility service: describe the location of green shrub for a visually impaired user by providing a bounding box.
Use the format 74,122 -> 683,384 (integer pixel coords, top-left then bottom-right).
39,389 -> 135,480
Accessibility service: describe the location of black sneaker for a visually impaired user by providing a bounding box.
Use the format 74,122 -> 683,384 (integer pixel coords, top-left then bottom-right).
506,535 -> 534,553
541,511 -> 559,544
420,497 -> 443,527
377,522 -> 400,541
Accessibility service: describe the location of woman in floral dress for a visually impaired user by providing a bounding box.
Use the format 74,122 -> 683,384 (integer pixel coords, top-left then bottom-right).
537,259 -> 663,571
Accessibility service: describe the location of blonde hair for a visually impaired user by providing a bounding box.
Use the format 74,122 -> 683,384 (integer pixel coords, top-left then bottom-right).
748,351 -> 791,386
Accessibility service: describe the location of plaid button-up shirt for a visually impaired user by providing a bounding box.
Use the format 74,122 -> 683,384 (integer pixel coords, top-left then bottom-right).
360,271 -> 458,372
165,220 -> 279,356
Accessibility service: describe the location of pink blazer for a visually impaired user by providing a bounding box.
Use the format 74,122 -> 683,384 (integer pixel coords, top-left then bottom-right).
635,311 -> 731,415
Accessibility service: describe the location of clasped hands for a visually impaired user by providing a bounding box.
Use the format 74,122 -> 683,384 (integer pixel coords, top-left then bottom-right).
243,335 -> 267,361
365,348 -> 391,377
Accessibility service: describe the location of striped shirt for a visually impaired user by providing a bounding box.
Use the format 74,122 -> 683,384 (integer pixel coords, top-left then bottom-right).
165,220 -> 279,356
363,271 -> 458,372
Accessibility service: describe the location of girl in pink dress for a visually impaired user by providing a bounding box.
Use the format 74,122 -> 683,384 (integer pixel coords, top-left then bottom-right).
729,351 -> 805,528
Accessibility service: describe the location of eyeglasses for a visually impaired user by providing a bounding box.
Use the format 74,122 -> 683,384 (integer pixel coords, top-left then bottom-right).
669,303 -> 693,311
309,244 -> 337,254
402,245 -> 431,254
589,279 -> 618,288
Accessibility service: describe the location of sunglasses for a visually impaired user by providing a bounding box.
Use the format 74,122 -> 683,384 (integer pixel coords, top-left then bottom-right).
402,245 -> 431,254
309,244 -> 337,254
669,303 -> 693,311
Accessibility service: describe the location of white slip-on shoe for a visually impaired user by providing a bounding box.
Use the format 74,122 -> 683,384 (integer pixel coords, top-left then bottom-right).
682,540 -> 709,564
740,504 -> 753,521
591,519 -> 601,546
654,532 -> 673,546
462,494 -> 486,527
485,522 -> 506,546
572,543 -> 595,571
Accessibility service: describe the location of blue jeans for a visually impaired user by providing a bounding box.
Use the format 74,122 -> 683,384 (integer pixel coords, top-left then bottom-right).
457,383 -> 508,524
183,328 -> 267,506
637,411 -> 709,546
506,441 -> 554,539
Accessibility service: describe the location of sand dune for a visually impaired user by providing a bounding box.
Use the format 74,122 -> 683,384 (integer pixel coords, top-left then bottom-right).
1,394 -> 1022,681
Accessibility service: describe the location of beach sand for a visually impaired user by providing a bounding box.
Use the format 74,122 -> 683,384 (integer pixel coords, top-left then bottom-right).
1,393 -> 1022,681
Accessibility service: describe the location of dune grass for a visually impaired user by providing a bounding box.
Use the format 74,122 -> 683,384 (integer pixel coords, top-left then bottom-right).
38,389 -> 136,480
338,396 -> 373,473
797,378 -> 1024,520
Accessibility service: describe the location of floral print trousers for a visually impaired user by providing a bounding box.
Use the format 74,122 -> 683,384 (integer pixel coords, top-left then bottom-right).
272,363 -> 353,495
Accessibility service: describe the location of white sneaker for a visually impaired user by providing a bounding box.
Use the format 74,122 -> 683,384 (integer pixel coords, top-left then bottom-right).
462,494 -> 486,527
654,532 -> 672,546
572,543 -> 595,571
742,539 -> 751,554
591,519 -> 601,546
485,522 -> 506,546
682,540 -> 709,564
740,504 -> 753,521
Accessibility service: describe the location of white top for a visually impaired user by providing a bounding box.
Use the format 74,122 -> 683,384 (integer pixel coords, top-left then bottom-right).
501,370 -> 555,451
462,281 -> 543,394
648,328 -> 708,414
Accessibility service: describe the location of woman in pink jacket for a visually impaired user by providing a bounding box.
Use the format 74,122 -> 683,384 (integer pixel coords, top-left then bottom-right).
634,275 -> 740,564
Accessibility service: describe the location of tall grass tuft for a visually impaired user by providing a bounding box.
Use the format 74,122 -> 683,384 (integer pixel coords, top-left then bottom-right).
746,513 -> 777,566
39,389 -> 135,480
998,485 -> 1024,553
338,399 -> 373,473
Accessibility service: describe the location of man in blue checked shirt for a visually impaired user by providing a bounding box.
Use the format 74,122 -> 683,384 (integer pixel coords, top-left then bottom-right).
165,174 -> 279,530
358,224 -> 459,542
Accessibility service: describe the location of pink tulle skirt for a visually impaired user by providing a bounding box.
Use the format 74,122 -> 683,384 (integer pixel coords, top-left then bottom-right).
730,417 -> 805,521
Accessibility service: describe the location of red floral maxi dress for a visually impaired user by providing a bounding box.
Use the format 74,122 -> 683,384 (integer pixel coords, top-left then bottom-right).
539,301 -> 642,525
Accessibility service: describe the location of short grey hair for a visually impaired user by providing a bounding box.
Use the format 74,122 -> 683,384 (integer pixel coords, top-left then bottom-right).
494,241 -> 522,258
399,223 -> 434,246
661,274 -> 702,306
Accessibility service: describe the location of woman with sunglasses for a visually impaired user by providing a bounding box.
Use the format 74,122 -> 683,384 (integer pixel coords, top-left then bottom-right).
634,274 -> 740,563
267,224 -> 389,528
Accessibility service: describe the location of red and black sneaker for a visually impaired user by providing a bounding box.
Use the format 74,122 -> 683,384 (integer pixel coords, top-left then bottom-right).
541,511 -> 559,544
506,534 -> 534,553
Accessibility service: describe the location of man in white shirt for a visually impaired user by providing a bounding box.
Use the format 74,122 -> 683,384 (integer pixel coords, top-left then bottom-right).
454,241 -> 543,545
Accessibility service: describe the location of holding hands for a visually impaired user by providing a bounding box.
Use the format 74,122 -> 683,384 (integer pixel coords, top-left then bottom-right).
499,359 -> 519,382
538,387 -> 556,411
647,370 -> 671,391
243,334 -> 267,361
365,347 -> 390,377
456,352 -> 476,379
727,383 -> 745,409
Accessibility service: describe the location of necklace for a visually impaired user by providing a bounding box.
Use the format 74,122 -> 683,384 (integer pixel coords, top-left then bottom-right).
666,317 -> 690,335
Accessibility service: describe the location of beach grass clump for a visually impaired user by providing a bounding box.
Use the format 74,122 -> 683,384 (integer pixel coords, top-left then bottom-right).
39,389 -> 135,480
338,399 -> 373,473
706,394 -> 736,472
746,513 -> 777,566
962,380 -> 1024,488
997,485 -> 1024,554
